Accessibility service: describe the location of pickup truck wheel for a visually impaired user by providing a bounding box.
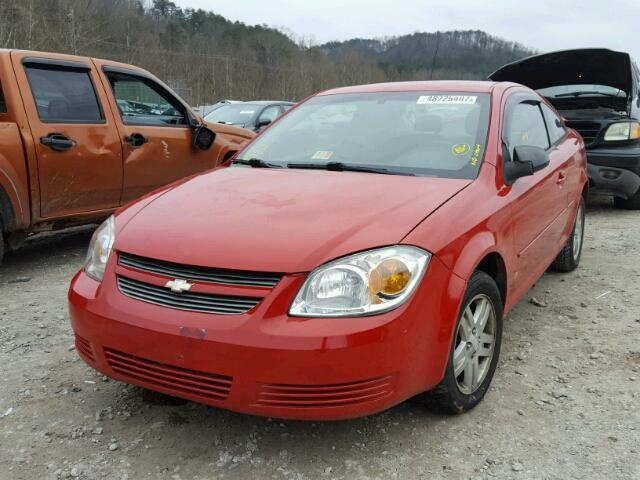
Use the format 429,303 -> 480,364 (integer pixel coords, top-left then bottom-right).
0,233 -> 4,266
613,189 -> 640,210
421,271 -> 503,414
549,198 -> 585,272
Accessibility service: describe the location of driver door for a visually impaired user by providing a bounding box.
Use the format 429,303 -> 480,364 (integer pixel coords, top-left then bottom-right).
504,96 -> 571,295
96,62 -> 211,203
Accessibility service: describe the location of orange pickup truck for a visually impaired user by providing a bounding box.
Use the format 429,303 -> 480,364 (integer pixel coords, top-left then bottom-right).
0,49 -> 254,263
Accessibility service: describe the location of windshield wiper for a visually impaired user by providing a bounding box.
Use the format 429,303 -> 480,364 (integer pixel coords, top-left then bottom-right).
286,162 -> 413,176
233,158 -> 283,168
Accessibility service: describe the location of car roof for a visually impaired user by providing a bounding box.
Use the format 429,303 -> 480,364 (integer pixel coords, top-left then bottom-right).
318,81 -> 499,96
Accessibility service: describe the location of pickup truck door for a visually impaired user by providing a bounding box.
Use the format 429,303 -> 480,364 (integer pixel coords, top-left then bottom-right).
10,52 -> 123,219
95,62 -> 211,203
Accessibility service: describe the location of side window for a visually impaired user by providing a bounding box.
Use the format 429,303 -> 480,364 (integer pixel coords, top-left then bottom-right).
540,103 -> 566,144
24,67 -> 103,123
505,102 -> 550,158
0,81 -> 6,113
106,72 -> 187,127
257,105 -> 281,125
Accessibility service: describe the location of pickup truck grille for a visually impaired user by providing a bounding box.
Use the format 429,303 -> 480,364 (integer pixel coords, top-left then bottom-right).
566,121 -> 602,147
116,276 -> 261,314
118,252 -> 283,288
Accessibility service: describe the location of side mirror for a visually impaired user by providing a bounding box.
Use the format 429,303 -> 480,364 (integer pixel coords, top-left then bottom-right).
504,145 -> 550,185
256,118 -> 272,129
192,125 -> 216,150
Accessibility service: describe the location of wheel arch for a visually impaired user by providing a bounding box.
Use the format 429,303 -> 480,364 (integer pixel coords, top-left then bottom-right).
448,230 -> 510,309
0,184 -> 16,233
474,252 -> 508,308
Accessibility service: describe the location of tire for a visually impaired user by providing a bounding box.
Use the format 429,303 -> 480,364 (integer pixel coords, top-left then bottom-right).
613,188 -> 640,210
549,197 -> 585,272
0,232 -> 4,267
423,271 -> 503,414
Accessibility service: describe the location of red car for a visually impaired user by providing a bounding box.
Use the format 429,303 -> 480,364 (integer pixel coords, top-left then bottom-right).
69,81 -> 588,420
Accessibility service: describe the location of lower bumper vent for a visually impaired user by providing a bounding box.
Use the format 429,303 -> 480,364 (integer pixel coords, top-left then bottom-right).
75,335 -> 94,361
255,375 -> 394,408
104,348 -> 233,401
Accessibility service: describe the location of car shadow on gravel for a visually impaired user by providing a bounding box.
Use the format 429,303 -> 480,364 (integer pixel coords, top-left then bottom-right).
94,377 -> 474,470
0,226 -> 95,279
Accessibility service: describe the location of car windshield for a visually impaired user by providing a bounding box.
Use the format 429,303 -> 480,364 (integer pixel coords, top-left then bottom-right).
537,84 -> 626,98
236,91 -> 491,179
205,104 -> 259,125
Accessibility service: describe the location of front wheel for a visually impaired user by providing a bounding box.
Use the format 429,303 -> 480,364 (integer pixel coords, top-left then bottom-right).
423,271 -> 503,414
549,197 -> 585,272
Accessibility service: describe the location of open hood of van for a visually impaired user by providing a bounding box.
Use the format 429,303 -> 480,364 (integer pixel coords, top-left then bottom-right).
489,48 -> 633,95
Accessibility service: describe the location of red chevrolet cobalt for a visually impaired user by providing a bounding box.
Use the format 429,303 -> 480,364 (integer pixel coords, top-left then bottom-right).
69,81 -> 587,420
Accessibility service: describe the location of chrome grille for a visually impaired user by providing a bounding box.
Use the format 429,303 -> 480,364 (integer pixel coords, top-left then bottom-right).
119,252 -> 282,288
117,276 -> 261,314
566,121 -> 602,146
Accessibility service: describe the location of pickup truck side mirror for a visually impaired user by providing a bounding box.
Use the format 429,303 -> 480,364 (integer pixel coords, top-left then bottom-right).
192,125 -> 216,150
504,145 -> 550,185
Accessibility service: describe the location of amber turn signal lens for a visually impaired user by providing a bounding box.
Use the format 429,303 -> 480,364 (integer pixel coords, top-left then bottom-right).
369,258 -> 411,297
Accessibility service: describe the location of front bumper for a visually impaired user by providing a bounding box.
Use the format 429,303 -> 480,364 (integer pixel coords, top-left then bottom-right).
68,254 -> 464,420
586,145 -> 640,198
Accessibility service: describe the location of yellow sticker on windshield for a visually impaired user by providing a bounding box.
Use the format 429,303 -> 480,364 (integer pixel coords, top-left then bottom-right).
470,144 -> 482,166
452,144 -> 470,155
312,150 -> 334,160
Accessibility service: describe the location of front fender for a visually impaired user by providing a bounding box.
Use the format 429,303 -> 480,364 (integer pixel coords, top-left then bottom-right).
449,231 -> 504,281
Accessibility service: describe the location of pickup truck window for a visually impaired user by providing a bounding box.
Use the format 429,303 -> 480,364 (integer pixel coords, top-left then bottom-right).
106,72 -> 187,127
24,67 -> 104,123
0,82 -> 6,113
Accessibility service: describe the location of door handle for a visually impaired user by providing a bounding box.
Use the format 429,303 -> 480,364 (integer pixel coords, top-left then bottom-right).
40,133 -> 74,152
124,133 -> 148,148
557,171 -> 567,184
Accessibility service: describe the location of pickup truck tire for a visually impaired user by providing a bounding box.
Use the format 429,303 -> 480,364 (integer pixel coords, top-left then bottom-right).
0,230 -> 4,266
613,189 -> 640,210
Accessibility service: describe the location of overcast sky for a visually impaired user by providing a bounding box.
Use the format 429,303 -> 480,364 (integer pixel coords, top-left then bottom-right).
174,0 -> 640,61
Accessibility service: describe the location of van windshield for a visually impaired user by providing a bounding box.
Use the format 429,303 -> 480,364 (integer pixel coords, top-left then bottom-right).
236,91 -> 490,179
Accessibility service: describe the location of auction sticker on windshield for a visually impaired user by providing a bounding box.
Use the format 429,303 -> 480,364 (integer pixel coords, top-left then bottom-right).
312,150 -> 334,160
417,95 -> 477,105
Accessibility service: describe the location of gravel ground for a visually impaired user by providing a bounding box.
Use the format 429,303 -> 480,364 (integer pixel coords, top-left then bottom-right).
0,197 -> 638,480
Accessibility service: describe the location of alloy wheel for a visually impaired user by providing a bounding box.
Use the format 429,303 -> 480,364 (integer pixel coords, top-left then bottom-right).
572,202 -> 584,262
453,294 -> 497,394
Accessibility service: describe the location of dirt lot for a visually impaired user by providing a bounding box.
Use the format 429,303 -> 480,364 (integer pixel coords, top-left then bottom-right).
0,197 -> 638,480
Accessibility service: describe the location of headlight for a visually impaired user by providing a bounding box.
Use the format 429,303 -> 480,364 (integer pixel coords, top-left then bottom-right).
289,246 -> 431,317
604,121 -> 640,142
85,215 -> 115,282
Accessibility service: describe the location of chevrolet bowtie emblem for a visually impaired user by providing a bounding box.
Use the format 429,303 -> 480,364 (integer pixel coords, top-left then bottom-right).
165,279 -> 193,293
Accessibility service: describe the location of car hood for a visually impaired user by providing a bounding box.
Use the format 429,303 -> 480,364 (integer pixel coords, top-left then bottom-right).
489,48 -> 632,95
115,167 -> 471,273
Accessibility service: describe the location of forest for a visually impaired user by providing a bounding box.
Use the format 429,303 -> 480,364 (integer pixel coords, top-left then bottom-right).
0,0 -> 535,105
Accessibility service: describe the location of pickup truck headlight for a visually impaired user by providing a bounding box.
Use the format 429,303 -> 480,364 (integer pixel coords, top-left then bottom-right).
289,246 -> 431,317
85,215 -> 115,282
604,121 -> 640,142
